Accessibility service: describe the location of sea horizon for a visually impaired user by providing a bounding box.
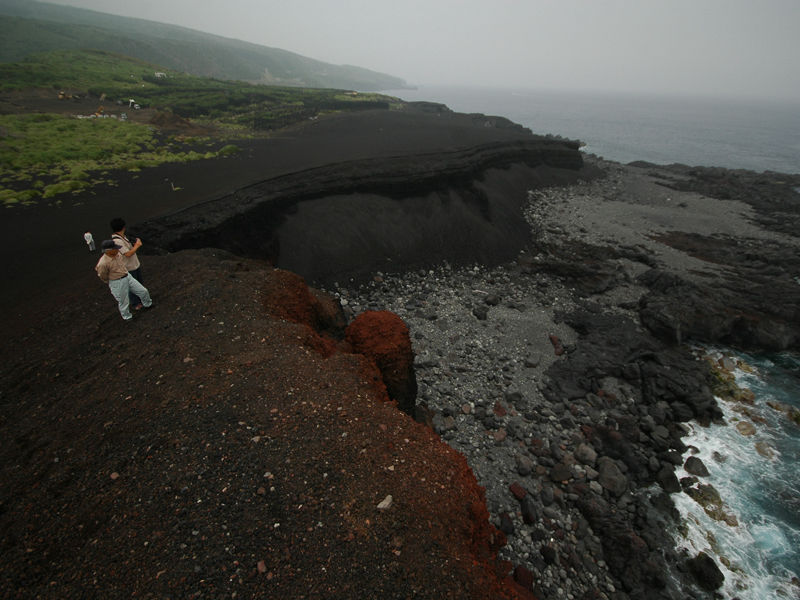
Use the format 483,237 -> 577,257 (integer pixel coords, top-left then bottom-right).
384,85 -> 800,175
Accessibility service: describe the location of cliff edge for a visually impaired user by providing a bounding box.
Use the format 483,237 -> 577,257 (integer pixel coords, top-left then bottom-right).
0,249 -> 534,599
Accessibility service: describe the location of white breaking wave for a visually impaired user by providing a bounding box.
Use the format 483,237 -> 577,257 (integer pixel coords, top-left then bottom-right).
671,349 -> 800,600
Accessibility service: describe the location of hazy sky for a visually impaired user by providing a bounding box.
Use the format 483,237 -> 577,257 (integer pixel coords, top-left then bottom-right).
44,0 -> 800,101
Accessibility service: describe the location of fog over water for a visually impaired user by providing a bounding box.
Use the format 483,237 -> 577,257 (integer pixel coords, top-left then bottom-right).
387,85 -> 800,173
42,0 -> 800,103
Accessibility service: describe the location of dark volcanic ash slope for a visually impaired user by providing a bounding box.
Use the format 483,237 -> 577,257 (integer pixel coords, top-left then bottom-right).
137,106 -> 587,286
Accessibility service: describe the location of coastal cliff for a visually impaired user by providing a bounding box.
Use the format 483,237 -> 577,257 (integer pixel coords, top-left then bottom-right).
138,133 -> 585,285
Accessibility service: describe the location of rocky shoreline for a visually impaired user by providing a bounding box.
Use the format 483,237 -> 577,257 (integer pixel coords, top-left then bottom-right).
332,158 -> 800,599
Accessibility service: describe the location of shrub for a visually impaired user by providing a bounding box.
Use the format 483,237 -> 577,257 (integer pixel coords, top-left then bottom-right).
1,188 -> 42,206
0,188 -> 17,205
218,144 -> 239,156
42,179 -> 87,198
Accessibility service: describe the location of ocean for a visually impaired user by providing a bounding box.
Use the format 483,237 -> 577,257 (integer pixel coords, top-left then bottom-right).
385,85 -> 800,598
385,85 -> 800,174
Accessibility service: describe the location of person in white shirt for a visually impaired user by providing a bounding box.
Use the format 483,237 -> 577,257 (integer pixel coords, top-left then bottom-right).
110,217 -> 145,310
95,239 -> 153,321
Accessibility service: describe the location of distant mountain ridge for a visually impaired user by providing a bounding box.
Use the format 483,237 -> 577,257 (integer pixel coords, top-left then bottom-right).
0,0 -> 409,91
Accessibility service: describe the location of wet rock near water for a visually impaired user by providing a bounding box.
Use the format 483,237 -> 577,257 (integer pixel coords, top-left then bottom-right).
683,456 -> 709,477
687,551 -> 725,591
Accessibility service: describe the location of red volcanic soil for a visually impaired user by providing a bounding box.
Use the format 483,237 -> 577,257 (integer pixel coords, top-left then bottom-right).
346,311 -> 418,415
0,249 -> 533,599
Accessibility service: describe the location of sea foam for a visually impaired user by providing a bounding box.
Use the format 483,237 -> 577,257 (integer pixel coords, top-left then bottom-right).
671,349 -> 800,599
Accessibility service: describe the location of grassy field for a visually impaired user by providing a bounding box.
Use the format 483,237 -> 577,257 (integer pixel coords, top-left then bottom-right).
0,49 -> 401,206
0,112 -> 244,205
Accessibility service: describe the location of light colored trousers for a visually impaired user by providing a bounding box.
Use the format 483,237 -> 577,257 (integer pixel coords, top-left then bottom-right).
108,275 -> 152,320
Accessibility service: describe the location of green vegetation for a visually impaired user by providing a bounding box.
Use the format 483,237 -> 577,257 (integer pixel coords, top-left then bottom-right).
1,113 -> 153,167
0,49 -> 397,123
1,47 -> 147,92
0,5 -> 408,91
0,49 -> 404,206
0,111 -> 240,205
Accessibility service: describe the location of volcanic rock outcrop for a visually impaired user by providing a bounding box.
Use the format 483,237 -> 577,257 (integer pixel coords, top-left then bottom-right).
638,239 -> 800,351
345,310 -> 418,415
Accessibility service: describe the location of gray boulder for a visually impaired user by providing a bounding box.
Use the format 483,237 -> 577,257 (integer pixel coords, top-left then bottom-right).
575,443 -> 598,467
597,457 -> 628,497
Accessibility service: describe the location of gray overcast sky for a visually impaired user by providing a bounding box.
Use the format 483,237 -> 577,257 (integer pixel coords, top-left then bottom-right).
44,0 -> 800,101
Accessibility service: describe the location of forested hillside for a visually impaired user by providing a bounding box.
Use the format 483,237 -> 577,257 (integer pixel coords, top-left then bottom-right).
0,0 -> 408,90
